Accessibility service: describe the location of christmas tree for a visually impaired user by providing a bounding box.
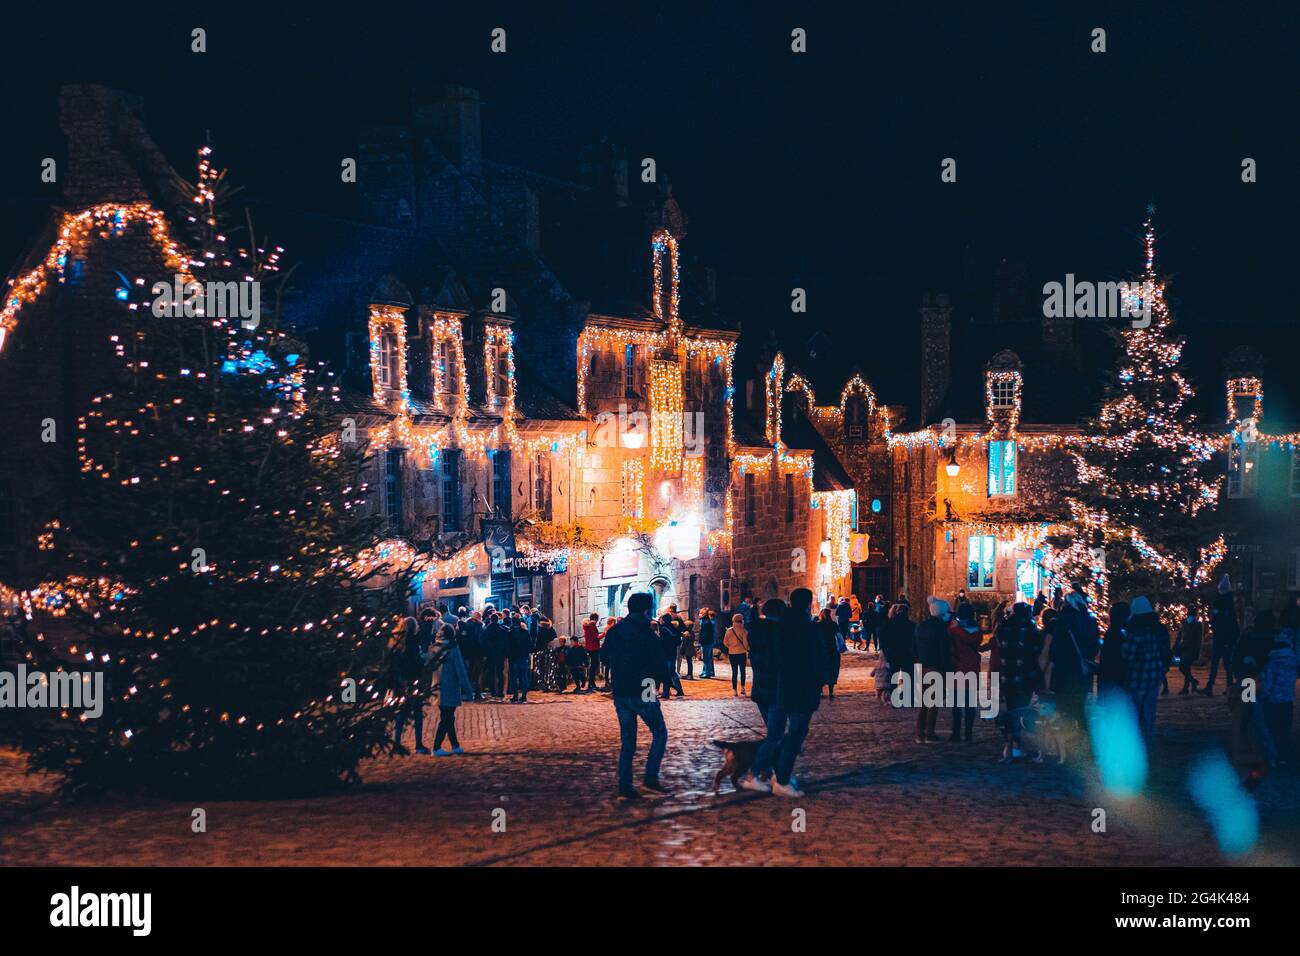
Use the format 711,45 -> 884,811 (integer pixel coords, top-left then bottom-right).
3,148 -> 416,797
1050,210 -> 1225,618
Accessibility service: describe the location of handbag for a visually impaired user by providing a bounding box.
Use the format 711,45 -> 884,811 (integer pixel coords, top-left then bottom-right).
1065,624 -> 1099,680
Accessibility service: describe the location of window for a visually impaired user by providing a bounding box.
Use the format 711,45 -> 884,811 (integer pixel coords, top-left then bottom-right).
844,396 -> 867,442
533,453 -> 549,518
988,440 -> 1017,496
495,352 -> 510,403
1291,449 -> 1300,498
624,344 -> 637,396
785,473 -> 795,524
745,472 -> 756,527
492,450 -> 512,519
1227,438 -> 1258,498
377,332 -> 399,388
990,377 -> 1016,409
967,535 -> 995,590
437,340 -> 460,399
384,448 -> 404,531
441,450 -> 461,532
1230,389 -> 1261,423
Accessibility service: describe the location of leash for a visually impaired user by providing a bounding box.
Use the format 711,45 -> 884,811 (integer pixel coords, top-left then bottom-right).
719,710 -> 768,737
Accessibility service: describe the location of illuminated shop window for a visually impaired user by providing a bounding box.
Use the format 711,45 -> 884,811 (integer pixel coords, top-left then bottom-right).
967,535 -> 995,590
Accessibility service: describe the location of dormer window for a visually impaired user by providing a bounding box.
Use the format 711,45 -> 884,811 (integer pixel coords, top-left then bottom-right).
984,362 -> 1023,436
1226,377 -> 1263,424
484,324 -> 514,408
377,332 -> 399,388
369,305 -> 408,401
990,377 -> 1017,409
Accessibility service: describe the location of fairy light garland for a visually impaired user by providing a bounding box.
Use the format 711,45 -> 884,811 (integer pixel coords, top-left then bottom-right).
649,358 -> 685,472
1,203 -> 191,352
985,369 -> 1022,438
812,489 -> 856,581
1225,377 -> 1263,424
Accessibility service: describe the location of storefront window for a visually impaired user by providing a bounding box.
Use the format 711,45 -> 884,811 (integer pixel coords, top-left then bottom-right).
967,535 -> 995,590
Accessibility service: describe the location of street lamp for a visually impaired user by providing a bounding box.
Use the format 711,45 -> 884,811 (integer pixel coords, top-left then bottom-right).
945,448 -> 960,477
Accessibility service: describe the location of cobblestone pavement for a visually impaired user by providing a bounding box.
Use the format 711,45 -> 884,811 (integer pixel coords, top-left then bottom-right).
1,653 -> 1296,866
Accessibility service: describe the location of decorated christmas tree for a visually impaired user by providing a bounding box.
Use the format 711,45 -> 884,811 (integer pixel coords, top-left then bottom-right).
1050,210 -> 1225,617
3,149 -> 416,797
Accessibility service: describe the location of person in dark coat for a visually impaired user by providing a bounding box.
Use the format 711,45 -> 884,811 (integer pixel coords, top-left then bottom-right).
748,599 -> 783,725
506,613 -> 533,702
1098,601 -> 1129,696
482,612 -> 508,699
563,636 -> 589,693
390,616 -> 430,754
880,603 -> 915,678
835,596 -> 853,644
1173,609 -> 1203,694
735,596 -> 753,632
947,602 -> 983,742
1122,596 -> 1169,743
740,589 -> 824,798
432,625 -> 473,755
816,608 -> 842,699
536,616 -> 559,652
601,592 -> 670,800
993,603 -> 1042,759
697,609 -> 717,678
912,596 -> 952,743
1202,574 -> 1239,696
1041,591 -> 1100,732
657,613 -> 684,699
457,611 -> 485,701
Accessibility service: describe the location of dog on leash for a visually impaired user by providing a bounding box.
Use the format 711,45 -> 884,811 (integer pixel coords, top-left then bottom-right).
1000,692 -> 1065,764
710,738 -> 763,793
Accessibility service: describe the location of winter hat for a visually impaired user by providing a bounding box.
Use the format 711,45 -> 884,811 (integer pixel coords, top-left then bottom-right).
926,596 -> 951,621
1130,596 -> 1154,616
956,602 -> 977,624
1218,574 -> 1232,594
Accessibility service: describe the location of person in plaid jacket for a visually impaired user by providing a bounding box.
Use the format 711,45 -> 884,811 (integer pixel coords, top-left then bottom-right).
1122,596 -> 1170,743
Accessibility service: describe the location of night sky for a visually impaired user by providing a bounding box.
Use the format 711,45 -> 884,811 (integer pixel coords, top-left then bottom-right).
2,4 -> 1295,391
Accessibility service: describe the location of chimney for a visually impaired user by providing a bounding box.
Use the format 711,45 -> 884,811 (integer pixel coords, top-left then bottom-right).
919,292 -> 951,424
413,85 -> 482,179
59,85 -> 156,208
579,139 -> 629,206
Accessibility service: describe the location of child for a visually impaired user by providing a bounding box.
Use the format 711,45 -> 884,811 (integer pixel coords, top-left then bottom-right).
871,659 -> 892,702
564,636 -> 590,694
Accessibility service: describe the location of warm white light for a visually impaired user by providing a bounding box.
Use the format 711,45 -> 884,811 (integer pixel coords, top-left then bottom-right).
621,429 -> 645,449
946,462 -> 960,477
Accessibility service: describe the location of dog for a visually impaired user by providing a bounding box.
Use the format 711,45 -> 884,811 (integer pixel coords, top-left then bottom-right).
1000,692 -> 1065,764
710,738 -> 763,793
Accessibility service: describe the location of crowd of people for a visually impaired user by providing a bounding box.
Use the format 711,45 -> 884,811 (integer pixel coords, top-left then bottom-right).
384,574 -> 1298,794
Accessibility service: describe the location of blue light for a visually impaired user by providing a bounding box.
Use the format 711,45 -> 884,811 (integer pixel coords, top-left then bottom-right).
1187,751 -> 1259,855
871,499 -> 882,513
1086,690 -> 1147,798
115,287 -> 129,301
285,353 -> 299,366
551,441 -> 558,452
